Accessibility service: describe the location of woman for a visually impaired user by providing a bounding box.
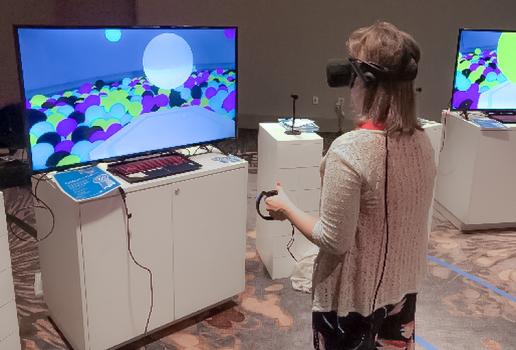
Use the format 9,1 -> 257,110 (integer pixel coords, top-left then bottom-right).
265,22 -> 436,349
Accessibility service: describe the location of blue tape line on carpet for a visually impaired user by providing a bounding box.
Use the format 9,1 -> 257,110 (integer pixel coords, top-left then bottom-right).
427,255 -> 516,303
415,335 -> 438,350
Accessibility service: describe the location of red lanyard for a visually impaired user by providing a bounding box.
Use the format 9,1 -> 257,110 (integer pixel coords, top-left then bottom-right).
357,120 -> 385,131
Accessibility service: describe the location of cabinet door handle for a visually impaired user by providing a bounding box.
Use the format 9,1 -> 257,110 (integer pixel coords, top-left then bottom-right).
174,188 -> 180,195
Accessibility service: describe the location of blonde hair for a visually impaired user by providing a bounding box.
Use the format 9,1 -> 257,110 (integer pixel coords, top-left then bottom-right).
347,21 -> 422,135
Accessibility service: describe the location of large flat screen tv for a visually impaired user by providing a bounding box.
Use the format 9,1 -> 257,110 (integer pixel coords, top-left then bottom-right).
15,26 -> 237,173
451,28 -> 516,112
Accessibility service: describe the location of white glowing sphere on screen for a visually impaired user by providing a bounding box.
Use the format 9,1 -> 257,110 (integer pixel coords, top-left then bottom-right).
142,33 -> 193,90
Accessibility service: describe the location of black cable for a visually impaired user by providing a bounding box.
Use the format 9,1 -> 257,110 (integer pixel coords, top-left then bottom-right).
186,144 -> 226,158
118,187 -> 154,335
31,173 -> 56,242
372,133 -> 390,312
440,113 -> 447,153
184,145 -> 204,158
7,210 -> 32,241
286,223 -> 298,262
7,206 -> 45,241
193,145 -> 212,156
7,173 -> 56,242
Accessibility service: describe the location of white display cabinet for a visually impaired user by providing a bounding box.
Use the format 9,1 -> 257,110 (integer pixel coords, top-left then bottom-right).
421,118 -> 443,167
256,123 -> 322,279
0,192 -> 21,350
421,119 -> 443,233
255,121 -> 441,279
435,110 -> 516,230
35,152 -> 248,350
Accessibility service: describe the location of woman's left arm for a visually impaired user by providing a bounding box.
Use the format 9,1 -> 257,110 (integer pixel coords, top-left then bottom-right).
263,182 -> 318,242
265,147 -> 361,255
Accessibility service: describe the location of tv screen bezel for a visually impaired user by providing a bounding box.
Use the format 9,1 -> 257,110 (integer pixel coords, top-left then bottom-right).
14,25 -> 238,174
450,27 -> 516,114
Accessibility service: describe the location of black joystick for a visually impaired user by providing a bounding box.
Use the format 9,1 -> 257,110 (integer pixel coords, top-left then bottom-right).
256,190 -> 278,220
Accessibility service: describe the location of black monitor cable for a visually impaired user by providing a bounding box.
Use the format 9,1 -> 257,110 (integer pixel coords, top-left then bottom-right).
286,223 -> 298,262
186,144 -> 240,161
19,147 -> 26,161
440,112 -> 447,153
184,144 -> 219,158
118,187 -> 154,336
191,145 -> 210,157
7,172 -> 56,242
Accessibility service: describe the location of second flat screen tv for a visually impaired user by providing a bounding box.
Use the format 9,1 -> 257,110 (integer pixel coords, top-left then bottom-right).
451,28 -> 516,112
16,26 -> 237,172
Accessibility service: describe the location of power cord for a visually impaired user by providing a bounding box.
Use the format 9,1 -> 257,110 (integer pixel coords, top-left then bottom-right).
118,187 -> 154,336
439,112 -> 447,153
10,174 -> 155,337
191,145 -> 211,157
7,173 -> 56,242
286,223 -> 298,262
184,145 -> 218,158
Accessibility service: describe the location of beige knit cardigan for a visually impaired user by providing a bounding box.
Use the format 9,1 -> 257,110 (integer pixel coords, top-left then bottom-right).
311,128 -> 436,316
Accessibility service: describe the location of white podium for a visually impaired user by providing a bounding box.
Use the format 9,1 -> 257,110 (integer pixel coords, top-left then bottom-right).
420,119 -> 443,233
256,123 -> 322,279
435,110 -> 516,230
35,152 -> 248,350
0,192 -> 21,350
421,119 -> 443,168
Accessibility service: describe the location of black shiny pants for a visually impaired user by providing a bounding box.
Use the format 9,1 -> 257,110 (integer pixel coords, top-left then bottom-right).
312,294 -> 417,350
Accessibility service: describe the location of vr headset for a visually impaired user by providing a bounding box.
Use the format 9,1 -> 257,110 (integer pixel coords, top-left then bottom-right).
326,57 -> 417,88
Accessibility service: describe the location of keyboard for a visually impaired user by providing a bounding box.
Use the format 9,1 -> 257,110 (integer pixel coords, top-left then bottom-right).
107,153 -> 201,183
489,114 -> 516,123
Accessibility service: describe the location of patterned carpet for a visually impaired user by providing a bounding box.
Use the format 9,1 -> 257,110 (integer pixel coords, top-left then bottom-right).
3,129 -> 515,349
428,212 -> 516,324
5,186 -> 314,350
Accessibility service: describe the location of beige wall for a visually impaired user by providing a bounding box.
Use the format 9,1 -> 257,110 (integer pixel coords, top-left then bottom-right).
2,0 -> 516,131
136,0 -> 516,131
0,0 -> 57,106
0,0 -> 135,106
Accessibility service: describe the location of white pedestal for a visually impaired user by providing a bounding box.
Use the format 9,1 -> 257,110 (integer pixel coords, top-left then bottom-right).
421,119 -> 443,167
256,123 -> 322,279
35,152 -> 248,350
0,192 -> 21,350
435,110 -> 516,230
421,119 -> 443,233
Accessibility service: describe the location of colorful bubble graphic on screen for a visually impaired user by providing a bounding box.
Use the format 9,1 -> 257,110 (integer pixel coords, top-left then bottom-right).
26,70 -> 236,170
17,28 -> 237,171
452,30 -> 516,110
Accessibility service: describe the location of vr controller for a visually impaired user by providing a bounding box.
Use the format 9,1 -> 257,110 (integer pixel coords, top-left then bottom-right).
256,190 -> 278,220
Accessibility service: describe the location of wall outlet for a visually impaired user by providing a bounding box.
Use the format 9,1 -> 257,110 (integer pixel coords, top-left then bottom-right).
312,96 -> 319,105
34,271 -> 43,297
337,97 -> 345,105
